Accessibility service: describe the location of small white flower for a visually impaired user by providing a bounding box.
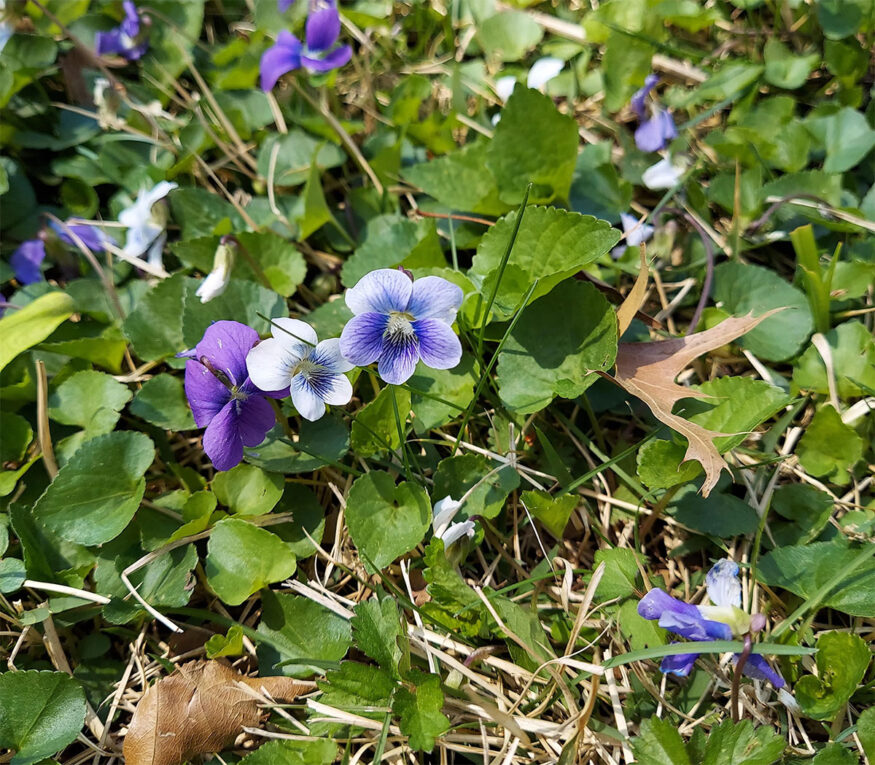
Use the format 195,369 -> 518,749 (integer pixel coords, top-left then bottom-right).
195,240 -> 235,303
432,495 -> 475,549
246,318 -> 353,421
526,57 -> 563,91
494,76 -> 517,103
612,212 -> 655,258
642,155 -> 686,190
118,180 -> 177,266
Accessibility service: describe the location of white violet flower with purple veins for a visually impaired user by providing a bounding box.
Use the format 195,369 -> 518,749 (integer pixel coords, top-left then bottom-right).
612,212 -> 655,259
432,496 -> 475,549
339,268 -> 464,385
118,180 -> 177,267
246,318 -> 353,421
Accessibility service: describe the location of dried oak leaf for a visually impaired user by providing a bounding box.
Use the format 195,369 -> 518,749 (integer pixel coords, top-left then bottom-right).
123,660 -> 308,765
611,311 -> 780,496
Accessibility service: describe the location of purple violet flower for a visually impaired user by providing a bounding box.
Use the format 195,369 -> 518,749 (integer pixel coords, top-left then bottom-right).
96,0 -> 149,62
339,268 -> 464,385
260,0 -> 352,91
245,318 -> 353,421
11,239 -> 46,285
637,559 -> 785,688
50,221 -> 115,252
631,74 -> 677,153
183,321 -> 288,471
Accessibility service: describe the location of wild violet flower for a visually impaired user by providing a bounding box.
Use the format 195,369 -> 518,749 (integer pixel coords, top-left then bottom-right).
10,239 -> 46,285
432,496 -> 475,549
495,57 -> 564,103
638,559 -> 785,687
0,0 -> 14,54
612,212 -> 655,259
50,221 -> 116,253
631,74 -> 677,153
118,181 -> 177,267
195,239 -> 236,304
182,321 -> 288,471
245,318 -> 353,421
339,268 -> 464,385
95,0 -> 149,61
260,0 -> 352,91
642,155 -> 685,190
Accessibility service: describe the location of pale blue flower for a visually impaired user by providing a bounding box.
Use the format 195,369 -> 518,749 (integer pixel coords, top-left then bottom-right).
118,181 -> 177,267
339,268 -> 463,385
631,74 -> 677,153
246,318 -> 353,421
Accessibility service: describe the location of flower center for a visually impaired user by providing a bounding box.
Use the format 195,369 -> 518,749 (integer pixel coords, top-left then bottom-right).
229,385 -> 248,401
292,358 -> 321,380
385,311 -> 415,340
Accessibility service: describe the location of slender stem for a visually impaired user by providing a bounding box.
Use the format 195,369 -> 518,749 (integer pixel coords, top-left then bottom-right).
35,361 -> 58,480
731,633 -> 753,723
417,210 -> 496,228
476,184 -> 531,357
390,386 -> 411,481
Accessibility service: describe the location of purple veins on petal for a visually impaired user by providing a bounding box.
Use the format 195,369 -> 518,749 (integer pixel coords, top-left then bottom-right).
377,332 -> 420,385
11,239 -> 46,285
202,401 -> 246,472
414,318 -> 462,369
345,268 -> 414,315
339,312 -> 388,366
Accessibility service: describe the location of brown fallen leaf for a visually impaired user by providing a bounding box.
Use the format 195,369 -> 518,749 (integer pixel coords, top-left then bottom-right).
123,660 -> 310,765
609,311 -> 780,496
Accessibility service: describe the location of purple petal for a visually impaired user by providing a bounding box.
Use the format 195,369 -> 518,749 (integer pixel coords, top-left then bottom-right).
407,276 -> 464,322
631,73 -> 659,119
345,268 -> 413,315
202,401 -> 245,471
339,312 -> 388,366
185,359 -> 230,428
125,41 -> 149,61
278,0 -> 296,10
740,654 -> 785,688
413,318 -> 462,370
302,44 -> 352,73
377,333 -> 420,385
52,222 -> 114,252
235,395 -> 276,447
121,0 -> 140,36
635,116 -> 667,153
306,3 -> 340,52
11,239 -> 46,284
658,109 -> 677,142
638,589 -> 731,642
260,30 -> 303,91
660,650 -> 699,677
194,321 -> 261,388
95,29 -> 125,56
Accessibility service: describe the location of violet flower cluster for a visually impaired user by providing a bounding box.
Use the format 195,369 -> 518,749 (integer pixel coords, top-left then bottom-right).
261,0 -> 351,90
638,559 -> 785,688
183,267 -> 464,471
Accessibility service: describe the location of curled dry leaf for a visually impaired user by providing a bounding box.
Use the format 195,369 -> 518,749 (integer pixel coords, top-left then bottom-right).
123,660 -> 309,765
610,311 -> 781,496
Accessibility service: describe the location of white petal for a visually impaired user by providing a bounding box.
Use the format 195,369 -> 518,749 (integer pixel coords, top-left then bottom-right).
495,76 -> 517,103
146,231 -> 166,267
527,57 -> 563,91
320,372 -> 353,406
122,221 -> 161,258
642,156 -> 683,190
140,180 -> 178,209
246,337 -> 295,391
432,495 -> 462,536
621,213 -> 655,247
706,559 -> 742,608
345,268 -> 414,316
270,317 -> 318,350
312,337 -> 354,373
291,375 -> 326,421
195,271 -> 228,303
440,520 -> 475,548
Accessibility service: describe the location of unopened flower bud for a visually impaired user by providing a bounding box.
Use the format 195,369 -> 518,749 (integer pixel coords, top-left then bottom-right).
749,613 -> 766,633
196,239 -> 236,303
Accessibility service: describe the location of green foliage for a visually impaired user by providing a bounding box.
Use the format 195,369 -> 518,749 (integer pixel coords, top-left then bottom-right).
521,489 -> 577,538
793,321 -> 875,399
32,431 -> 154,545
212,463 -> 284,516
47,370 -> 132,442
795,632 -> 870,720
345,471 -> 431,569
797,405 -> 864,484
391,671 -> 451,752
350,385 -> 411,456
351,595 -> 404,677
206,518 -> 297,605
470,206 -> 620,319
0,292 -> 75,372
497,280 -> 617,413
128,374 -> 195,430
432,454 -> 519,520
0,671 -> 86,765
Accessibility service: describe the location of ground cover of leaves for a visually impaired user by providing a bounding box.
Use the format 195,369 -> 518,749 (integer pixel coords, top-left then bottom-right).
0,1 -> 873,764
